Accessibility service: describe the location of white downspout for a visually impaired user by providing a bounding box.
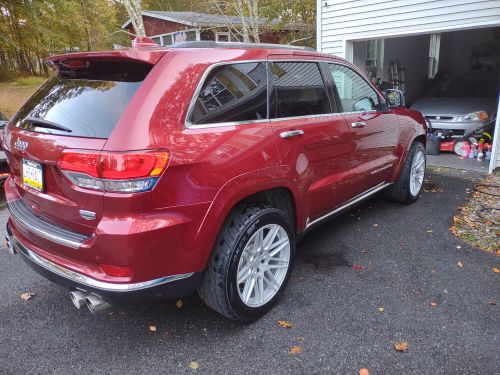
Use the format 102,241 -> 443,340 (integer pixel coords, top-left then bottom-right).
488,95 -> 500,174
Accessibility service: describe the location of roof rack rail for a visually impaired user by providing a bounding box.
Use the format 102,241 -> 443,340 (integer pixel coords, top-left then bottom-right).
170,41 -> 316,52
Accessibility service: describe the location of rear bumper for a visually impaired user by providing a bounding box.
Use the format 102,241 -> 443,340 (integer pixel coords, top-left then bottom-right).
3,175 -> 213,285
6,223 -> 202,304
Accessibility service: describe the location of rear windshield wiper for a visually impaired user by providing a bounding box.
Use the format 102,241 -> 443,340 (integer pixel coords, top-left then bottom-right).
24,117 -> 72,133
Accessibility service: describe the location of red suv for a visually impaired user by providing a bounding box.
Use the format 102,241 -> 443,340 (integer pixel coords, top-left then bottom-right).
3,41 -> 426,321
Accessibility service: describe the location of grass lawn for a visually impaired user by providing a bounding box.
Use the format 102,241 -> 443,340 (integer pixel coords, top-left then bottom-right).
0,76 -> 47,118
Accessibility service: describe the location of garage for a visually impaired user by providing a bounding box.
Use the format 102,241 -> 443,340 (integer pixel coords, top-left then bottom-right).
317,0 -> 500,173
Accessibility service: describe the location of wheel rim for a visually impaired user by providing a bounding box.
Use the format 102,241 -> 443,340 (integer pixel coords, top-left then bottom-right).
236,224 -> 291,308
410,149 -> 425,196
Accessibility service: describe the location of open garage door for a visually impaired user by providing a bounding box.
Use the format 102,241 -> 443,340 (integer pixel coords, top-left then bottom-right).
349,26 -> 500,174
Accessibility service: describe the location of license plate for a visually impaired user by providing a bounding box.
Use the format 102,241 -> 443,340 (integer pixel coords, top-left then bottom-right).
22,159 -> 43,191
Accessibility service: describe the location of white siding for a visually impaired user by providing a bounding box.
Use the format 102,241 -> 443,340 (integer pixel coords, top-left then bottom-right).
318,0 -> 500,57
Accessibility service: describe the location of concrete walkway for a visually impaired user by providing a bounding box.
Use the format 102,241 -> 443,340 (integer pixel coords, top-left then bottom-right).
427,153 -> 489,173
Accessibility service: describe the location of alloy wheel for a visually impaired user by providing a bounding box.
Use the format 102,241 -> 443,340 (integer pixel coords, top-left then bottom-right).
236,224 -> 291,308
410,149 -> 425,196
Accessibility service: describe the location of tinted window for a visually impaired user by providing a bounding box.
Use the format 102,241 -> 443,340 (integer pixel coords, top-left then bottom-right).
328,64 -> 379,112
426,75 -> 499,98
12,61 -> 151,138
189,62 -> 267,125
270,62 -> 330,118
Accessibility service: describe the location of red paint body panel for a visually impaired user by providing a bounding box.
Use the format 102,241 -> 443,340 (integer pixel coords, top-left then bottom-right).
3,45 -> 426,292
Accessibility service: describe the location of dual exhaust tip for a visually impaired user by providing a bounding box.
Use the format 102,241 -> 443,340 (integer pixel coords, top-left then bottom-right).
70,290 -> 111,314
6,235 -> 111,314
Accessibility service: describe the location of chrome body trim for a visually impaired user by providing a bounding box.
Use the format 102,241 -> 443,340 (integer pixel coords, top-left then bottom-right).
8,230 -> 195,292
8,199 -> 90,249
305,182 -> 391,229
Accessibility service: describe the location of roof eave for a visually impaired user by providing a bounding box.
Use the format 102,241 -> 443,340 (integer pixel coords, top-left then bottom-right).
121,10 -> 200,30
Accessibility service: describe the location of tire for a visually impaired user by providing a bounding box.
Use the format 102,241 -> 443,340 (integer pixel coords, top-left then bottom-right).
386,141 -> 426,204
198,203 -> 295,321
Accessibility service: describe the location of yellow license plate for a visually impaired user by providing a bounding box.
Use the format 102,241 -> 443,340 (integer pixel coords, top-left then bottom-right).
22,159 -> 43,191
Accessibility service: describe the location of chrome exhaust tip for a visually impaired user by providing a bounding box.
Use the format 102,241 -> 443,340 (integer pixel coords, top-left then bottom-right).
85,294 -> 111,314
5,236 -> 16,255
70,290 -> 88,309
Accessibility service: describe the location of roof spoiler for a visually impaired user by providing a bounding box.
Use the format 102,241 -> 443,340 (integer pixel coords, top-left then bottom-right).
45,48 -> 166,70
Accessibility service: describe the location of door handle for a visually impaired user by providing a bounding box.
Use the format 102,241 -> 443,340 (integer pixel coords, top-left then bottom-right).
351,121 -> 367,128
280,130 -> 304,139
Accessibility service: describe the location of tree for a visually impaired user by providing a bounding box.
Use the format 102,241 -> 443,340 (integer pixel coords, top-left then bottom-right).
0,0 -> 127,78
123,0 -> 146,37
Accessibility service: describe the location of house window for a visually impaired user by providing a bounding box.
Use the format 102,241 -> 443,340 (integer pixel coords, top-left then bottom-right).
216,32 -> 230,43
150,28 -> 199,46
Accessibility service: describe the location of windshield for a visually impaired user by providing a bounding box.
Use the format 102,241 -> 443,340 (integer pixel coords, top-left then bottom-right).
11,60 -> 151,138
426,75 -> 499,98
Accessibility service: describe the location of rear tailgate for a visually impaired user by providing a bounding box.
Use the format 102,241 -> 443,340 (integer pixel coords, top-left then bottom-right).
3,56 -> 157,234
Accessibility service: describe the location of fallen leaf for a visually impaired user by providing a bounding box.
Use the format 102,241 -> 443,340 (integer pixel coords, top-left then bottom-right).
289,346 -> 301,354
297,336 -> 305,342
278,320 -> 293,329
457,261 -> 463,268
430,302 -> 438,308
149,325 -> 157,332
493,267 -> 500,274
20,293 -> 35,301
378,307 -> 385,312
352,264 -> 365,271
488,300 -> 496,305
359,369 -> 370,375
394,341 -> 409,352
175,300 -> 183,308
188,361 -> 200,370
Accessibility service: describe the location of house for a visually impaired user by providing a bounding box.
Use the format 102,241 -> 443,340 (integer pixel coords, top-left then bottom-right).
317,0 -> 500,173
121,10 -> 307,46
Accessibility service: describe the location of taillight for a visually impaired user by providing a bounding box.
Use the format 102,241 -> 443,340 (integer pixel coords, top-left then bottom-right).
57,150 -> 169,193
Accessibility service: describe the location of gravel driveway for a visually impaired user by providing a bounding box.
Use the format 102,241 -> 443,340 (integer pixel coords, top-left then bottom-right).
0,169 -> 498,375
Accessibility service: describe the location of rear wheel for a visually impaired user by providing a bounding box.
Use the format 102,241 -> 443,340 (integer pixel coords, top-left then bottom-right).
198,204 -> 295,321
386,141 -> 426,204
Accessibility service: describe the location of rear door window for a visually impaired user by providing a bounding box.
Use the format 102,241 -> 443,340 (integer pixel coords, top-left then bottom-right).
189,62 -> 268,125
11,61 -> 151,138
269,61 -> 331,119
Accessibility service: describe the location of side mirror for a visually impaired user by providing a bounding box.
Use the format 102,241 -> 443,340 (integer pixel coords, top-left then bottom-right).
385,89 -> 405,108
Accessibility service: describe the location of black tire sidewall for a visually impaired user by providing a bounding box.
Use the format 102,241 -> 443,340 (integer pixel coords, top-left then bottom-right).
226,209 -> 295,321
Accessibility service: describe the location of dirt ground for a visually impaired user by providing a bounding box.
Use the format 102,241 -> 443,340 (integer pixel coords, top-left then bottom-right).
450,170 -> 500,253
0,79 -> 45,117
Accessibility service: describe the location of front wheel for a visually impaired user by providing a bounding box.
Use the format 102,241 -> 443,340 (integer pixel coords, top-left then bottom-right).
386,141 -> 426,204
198,204 -> 295,321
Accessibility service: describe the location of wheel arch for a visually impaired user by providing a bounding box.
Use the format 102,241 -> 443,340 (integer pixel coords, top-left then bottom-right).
388,132 -> 426,183
193,168 -> 303,269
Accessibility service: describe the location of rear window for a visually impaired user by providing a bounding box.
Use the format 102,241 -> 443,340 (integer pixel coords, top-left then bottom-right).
11,61 -> 152,138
